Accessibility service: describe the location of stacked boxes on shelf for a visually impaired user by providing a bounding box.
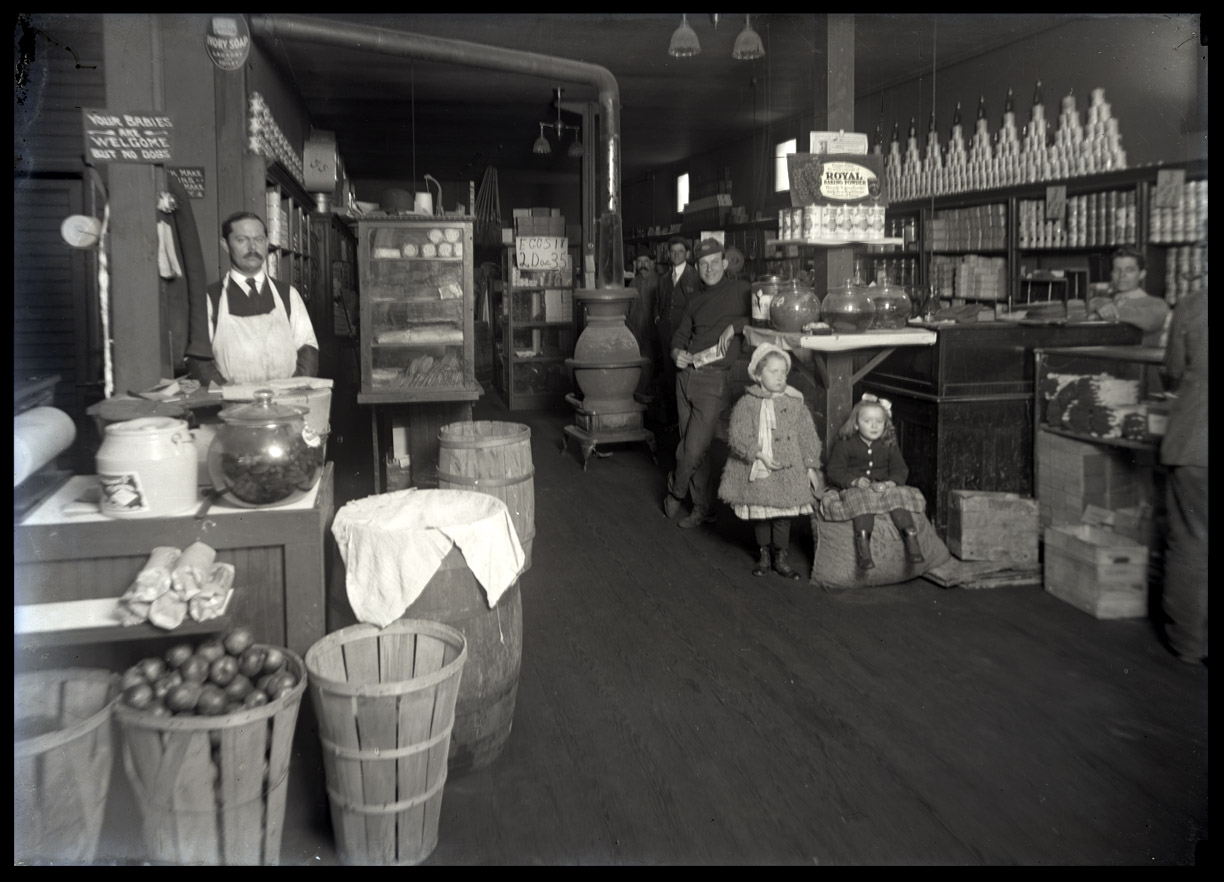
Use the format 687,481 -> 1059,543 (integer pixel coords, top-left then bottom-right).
928,254 -> 1007,301
925,204 -> 1007,250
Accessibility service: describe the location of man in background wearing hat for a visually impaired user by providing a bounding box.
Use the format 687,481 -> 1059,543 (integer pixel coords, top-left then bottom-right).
626,248 -> 660,399
654,236 -> 702,428
664,237 -> 751,528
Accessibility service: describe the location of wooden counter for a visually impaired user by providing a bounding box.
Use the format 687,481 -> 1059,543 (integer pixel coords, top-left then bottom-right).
857,321 -> 1143,535
13,463 -> 334,657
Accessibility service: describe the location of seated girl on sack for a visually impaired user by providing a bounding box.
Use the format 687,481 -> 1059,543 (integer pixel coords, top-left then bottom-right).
822,394 -> 926,571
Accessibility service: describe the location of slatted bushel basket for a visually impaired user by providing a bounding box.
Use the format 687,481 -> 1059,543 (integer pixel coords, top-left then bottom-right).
305,620 -> 467,866
14,668 -> 120,863
114,647 -> 307,865
438,420 -> 536,571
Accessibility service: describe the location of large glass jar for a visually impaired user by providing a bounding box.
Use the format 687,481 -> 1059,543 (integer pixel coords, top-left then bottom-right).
868,283 -> 913,329
768,278 -> 821,332
821,280 -> 877,334
207,390 -> 327,507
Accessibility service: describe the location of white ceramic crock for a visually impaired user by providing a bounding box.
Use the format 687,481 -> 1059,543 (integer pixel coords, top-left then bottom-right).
95,416 -> 198,518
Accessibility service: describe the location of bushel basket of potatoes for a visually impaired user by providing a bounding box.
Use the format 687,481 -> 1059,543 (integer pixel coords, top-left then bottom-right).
114,625 -> 307,865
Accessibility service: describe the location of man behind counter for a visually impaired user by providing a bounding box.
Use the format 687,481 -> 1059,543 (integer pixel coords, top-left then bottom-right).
1087,246 -> 1170,347
186,211 -> 318,385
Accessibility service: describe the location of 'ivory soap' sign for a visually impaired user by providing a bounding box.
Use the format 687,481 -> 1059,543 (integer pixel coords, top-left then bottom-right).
82,110 -> 174,164
515,236 -> 569,271
206,15 -> 251,71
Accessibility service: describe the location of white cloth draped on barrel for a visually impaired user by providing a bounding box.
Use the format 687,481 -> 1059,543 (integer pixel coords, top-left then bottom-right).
333,488 -> 525,628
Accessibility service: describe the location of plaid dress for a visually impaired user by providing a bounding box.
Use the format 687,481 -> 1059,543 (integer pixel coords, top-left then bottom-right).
820,433 -> 926,522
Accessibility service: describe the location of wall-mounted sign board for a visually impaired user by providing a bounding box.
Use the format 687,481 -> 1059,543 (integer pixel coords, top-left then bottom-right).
82,109 -> 174,164
515,236 -> 569,271
169,166 -> 206,199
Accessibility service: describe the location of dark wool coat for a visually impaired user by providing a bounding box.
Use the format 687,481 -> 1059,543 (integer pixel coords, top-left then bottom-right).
718,385 -> 822,509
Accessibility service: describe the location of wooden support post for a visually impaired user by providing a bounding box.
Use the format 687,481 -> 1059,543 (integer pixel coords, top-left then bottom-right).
102,15 -> 162,391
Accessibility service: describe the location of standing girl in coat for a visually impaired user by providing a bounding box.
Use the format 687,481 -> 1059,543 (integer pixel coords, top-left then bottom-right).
823,394 -> 926,570
719,343 -> 823,579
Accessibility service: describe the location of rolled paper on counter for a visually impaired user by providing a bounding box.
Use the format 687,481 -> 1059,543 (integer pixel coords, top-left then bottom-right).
14,406 -> 77,487
170,541 -> 217,599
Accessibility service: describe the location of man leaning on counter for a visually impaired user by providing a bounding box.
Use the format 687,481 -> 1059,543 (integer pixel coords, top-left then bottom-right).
186,211 -> 319,386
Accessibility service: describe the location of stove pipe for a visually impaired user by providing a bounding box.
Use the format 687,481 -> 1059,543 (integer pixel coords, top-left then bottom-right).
249,14 -> 623,289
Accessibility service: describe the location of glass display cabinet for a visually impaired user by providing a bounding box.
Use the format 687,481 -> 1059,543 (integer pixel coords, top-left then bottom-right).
356,218 -> 482,404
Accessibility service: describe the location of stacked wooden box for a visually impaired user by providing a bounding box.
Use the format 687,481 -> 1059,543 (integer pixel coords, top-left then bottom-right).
1043,524 -> 1149,619
1036,430 -> 1142,530
947,490 -> 1039,563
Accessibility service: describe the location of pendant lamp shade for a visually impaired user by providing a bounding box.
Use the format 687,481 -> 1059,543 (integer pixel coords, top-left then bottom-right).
533,123 -> 551,155
732,15 -> 764,61
668,14 -> 701,58
567,137 -> 585,159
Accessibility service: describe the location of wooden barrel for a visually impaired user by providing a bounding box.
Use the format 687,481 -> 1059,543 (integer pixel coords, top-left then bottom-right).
407,546 -> 523,776
113,647 -> 307,865
305,620 -> 467,866
438,421 -> 536,572
14,668 -> 119,863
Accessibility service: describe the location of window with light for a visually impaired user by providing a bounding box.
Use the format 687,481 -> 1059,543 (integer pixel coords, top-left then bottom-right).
775,138 -> 797,192
677,173 -> 690,213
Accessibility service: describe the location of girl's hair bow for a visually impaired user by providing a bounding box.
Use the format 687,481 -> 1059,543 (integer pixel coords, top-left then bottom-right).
861,392 -> 892,416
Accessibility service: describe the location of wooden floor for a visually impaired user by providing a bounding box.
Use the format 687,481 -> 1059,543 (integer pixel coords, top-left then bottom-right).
81,388 -> 1207,866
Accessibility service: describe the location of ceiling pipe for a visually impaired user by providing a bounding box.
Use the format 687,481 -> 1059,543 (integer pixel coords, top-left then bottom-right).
249,14 -> 622,290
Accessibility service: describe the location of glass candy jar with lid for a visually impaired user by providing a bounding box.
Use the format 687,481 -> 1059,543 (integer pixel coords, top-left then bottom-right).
207,389 -> 327,507
821,279 -> 876,334
751,275 -> 784,328
768,277 -> 821,333
868,283 -> 913,329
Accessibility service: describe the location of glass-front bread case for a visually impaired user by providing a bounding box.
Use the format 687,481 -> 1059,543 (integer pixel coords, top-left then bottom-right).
356,218 -> 482,403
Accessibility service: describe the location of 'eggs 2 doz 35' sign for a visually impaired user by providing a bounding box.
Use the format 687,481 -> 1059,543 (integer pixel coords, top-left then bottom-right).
787,153 -> 886,208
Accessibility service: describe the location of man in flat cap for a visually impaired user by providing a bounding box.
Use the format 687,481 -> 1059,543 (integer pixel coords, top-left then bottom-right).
664,237 -> 751,528
655,235 -> 702,427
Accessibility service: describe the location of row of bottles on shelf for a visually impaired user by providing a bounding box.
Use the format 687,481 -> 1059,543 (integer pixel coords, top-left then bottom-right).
1149,179 -> 1208,243
880,83 -> 1127,201
1018,190 -> 1137,249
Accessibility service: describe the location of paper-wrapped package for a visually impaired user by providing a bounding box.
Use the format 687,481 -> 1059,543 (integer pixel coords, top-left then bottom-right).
124,546 -> 182,603
188,563 -> 235,622
148,591 -> 189,630
170,541 -> 217,600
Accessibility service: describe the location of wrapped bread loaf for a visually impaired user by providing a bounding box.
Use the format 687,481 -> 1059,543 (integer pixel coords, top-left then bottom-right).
170,541 -> 217,600
188,563 -> 236,622
148,591 -> 189,630
125,546 -> 182,603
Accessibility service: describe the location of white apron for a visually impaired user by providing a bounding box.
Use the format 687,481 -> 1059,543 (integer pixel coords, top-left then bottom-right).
212,281 -> 299,385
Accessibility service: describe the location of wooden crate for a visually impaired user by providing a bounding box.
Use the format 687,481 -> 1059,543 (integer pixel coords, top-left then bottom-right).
947,490 -> 1039,563
1037,431 -> 1143,530
1043,525 -> 1149,619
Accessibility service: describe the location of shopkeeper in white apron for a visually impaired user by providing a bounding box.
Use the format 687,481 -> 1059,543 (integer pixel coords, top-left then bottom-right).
185,211 -> 318,385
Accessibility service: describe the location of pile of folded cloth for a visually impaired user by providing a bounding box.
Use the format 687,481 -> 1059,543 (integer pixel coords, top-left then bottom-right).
116,541 -> 235,629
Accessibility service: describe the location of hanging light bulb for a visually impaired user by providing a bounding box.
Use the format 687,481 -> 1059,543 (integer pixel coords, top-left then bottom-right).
732,15 -> 764,61
668,13 -> 701,58
567,135 -> 584,159
533,123 -> 551,155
